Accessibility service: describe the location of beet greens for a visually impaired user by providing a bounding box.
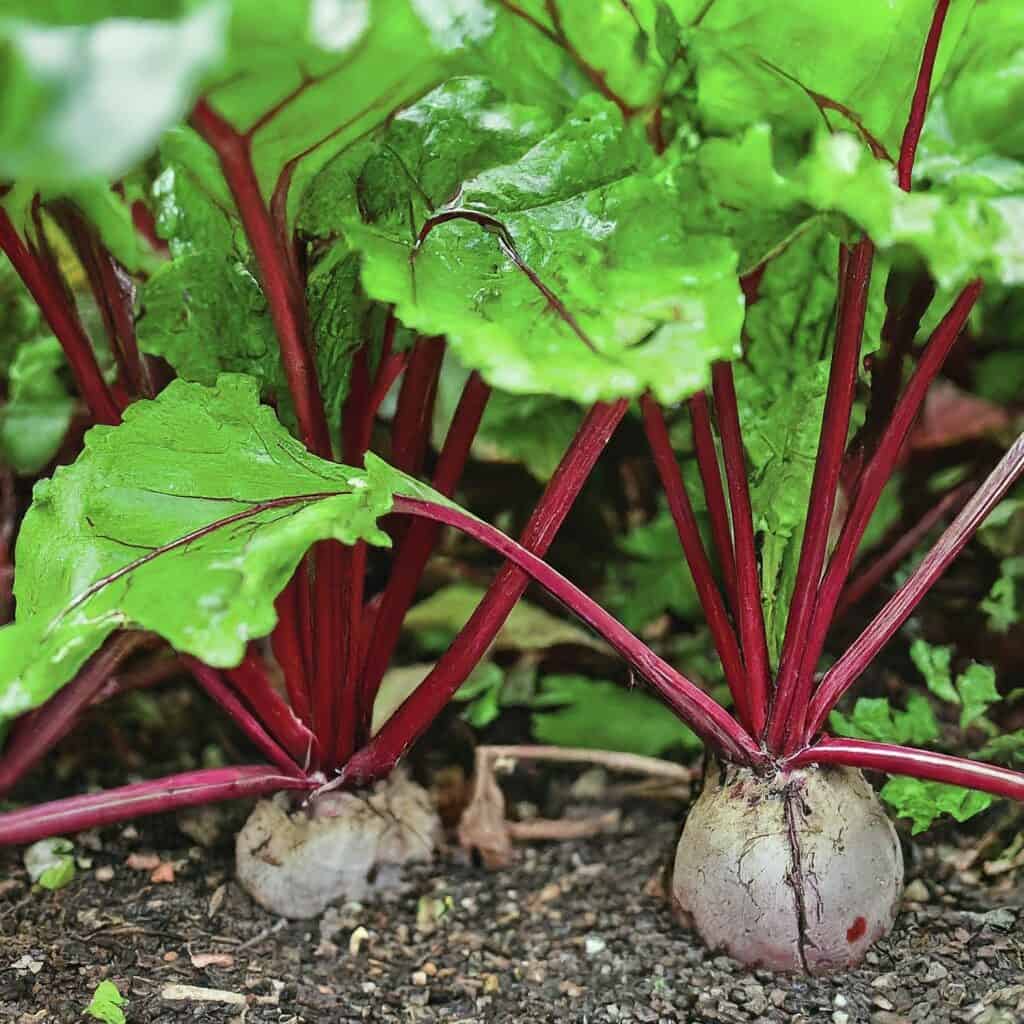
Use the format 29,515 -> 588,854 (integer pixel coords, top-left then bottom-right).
0,0 -> 1022,970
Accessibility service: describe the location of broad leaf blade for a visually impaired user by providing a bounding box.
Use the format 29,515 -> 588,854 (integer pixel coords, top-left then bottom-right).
0,374 -> 396,725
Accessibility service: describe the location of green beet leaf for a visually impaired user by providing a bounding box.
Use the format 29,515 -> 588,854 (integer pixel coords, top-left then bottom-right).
689,0 -> 970,155
0,374 -> 404,726
343,91 -> 743,404
910,638 -> 1003,726
916,0 -> 1024,196
402,583 -> 604,656
139,127 -> 368,441
205,0 -> 495,216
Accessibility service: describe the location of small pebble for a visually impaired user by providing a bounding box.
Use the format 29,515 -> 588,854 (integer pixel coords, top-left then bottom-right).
904,879 -> 929,902
411,971 -> 428,987
348,926 -> 369,956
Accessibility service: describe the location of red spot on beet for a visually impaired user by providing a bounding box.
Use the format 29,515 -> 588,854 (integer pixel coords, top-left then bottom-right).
847,916 -> 867,942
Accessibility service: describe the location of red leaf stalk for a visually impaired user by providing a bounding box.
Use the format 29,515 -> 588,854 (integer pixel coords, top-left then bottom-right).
344,400 -> 629,782
767,240 -> 875,751
640,395 -> 753,731
711,363 -> 771,734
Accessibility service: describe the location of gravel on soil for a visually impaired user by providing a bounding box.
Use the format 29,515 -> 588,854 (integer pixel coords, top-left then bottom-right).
1,803 -> 1023,1023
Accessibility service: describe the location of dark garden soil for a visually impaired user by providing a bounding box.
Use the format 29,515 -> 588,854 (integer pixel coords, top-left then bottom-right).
2,787 -> 1023,1024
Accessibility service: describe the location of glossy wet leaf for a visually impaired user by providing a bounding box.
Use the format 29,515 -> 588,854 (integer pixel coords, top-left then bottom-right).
345,93 -> 743,404
0,374 -> 403,725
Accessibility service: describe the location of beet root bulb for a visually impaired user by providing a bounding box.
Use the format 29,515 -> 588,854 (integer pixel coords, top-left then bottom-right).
672,761 -> 903,973
235,770 -> 440,918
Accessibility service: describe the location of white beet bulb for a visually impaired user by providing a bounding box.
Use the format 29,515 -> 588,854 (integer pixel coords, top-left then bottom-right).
235,771 -> 441,918
672,760 -> 903,973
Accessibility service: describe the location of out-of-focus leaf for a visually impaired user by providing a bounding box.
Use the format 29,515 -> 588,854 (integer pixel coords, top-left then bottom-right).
402,584 -> 605,655
880,776 -> 993,835
910,638 -> 1003,725
23,836 -> 75,890
981,557 -> 1024,634
956,663 -> 1001,729
829,694 -> 939,746
531,674 -> 701,756
0,3 -> 226,185
604,505 -> 700,632
0,335 -> 74,474
910,638 -> 957,703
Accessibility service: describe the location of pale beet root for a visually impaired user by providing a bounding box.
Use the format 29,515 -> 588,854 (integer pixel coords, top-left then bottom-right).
672,760 -> 903,973
235,771 -> 441,918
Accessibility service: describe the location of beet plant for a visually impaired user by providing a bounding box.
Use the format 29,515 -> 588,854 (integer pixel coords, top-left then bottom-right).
0,0 -> 1023,973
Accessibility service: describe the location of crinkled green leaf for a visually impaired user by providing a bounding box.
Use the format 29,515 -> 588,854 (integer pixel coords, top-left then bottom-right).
531,674 -> 700,756
140,128 -> 367,441
0,374 -> 401,726
695,124 -> 1024,288
910,638 -> 1002,725
829,694 -> 939,746
981,556 -> 1024,634
977,729 -> 1024,768
956,663 -> 1001,729
326,84 -> 742,404
880,776 -> 994,834
86,979 -> 126,1024
0,335 -> 74,474
0,3 -> 226,185
479,0 -> 693,113
910,638 -> 957,703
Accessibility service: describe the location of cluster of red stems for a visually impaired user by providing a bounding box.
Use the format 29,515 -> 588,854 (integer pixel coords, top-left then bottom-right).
0,0 -> 1022,847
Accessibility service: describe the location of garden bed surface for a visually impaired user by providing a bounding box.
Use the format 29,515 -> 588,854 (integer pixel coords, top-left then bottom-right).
1,802 -> 1022,1023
